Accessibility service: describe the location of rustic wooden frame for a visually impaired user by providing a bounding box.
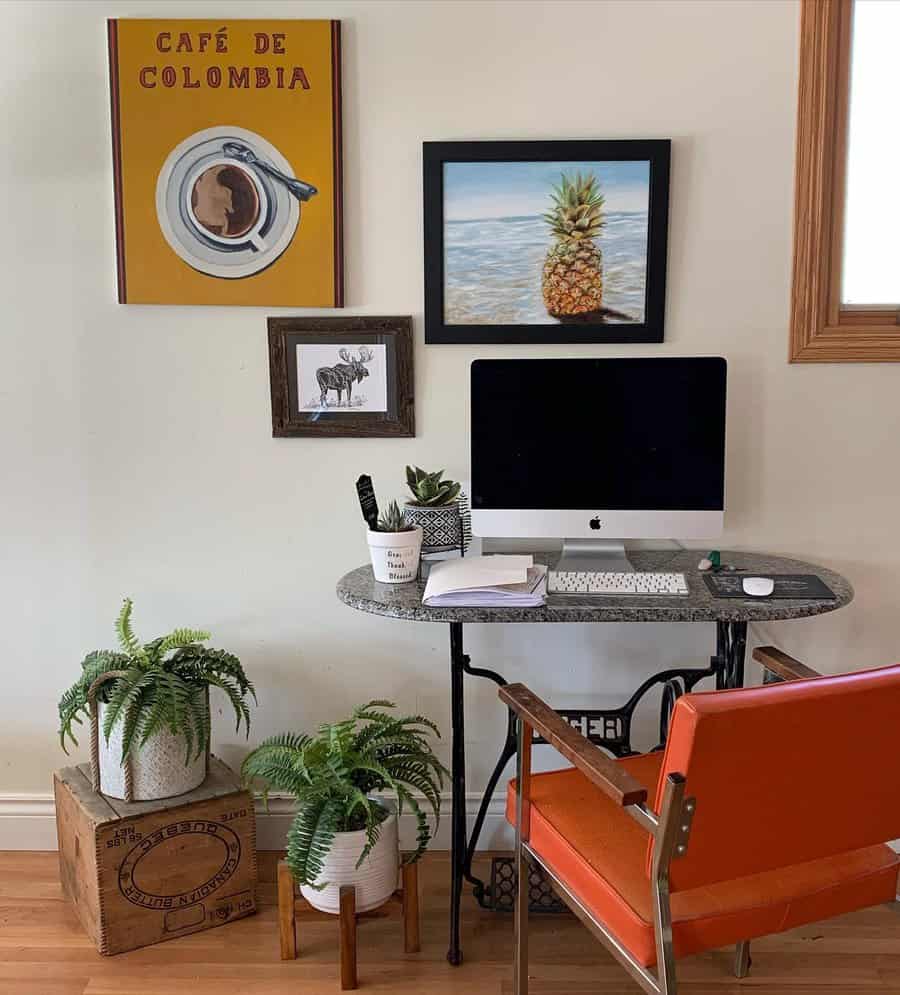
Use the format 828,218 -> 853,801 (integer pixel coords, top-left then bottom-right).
267,316 -> 414,438
790,0 -> 900,362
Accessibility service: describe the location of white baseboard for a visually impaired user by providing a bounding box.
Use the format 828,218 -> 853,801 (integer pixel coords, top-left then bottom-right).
0,795 -> 61,851
0,792 -> 513,853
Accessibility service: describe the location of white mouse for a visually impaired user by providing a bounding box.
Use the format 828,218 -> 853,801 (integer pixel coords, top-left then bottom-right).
742,576 -> 774,597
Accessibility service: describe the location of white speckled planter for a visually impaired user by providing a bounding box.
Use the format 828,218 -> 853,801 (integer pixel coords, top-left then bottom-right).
300,802 -> 399,914
97,701 -> 207,801
367,527 -> 422,584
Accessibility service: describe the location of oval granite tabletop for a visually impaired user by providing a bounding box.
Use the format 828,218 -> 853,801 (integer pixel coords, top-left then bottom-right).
336,549 -> 853,624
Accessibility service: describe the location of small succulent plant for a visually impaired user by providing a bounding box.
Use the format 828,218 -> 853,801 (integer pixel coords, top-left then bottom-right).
405,466 -> 462,507
376,500 -> 411,533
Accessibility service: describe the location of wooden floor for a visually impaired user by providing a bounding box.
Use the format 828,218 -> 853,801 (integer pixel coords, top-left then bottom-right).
2,851 -> 900,994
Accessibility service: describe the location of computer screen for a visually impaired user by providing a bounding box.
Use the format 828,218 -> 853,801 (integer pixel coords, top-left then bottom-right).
470,357 -> 726,538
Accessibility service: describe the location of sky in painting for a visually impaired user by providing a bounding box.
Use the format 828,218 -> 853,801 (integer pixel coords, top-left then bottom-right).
443,160 -> 650,222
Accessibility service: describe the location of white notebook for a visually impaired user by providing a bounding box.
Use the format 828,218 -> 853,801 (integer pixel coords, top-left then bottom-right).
422,555 -> 547,608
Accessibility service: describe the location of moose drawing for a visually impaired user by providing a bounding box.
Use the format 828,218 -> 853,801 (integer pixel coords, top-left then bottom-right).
316,346 -> 375,407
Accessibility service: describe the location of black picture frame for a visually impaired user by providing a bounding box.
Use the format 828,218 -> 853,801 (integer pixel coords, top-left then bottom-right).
267,316 -> 414,437
423,139 -> 671,344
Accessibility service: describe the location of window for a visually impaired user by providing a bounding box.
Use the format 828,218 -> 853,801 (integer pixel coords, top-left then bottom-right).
842,1 -> 900,307
790,0 -> 900,362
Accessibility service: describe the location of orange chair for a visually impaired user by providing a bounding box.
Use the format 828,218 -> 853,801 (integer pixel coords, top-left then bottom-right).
501,646 -> 900,994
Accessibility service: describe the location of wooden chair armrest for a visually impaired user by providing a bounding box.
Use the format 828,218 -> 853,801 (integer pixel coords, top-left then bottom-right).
499,683 -> 648,807
752,645 -> 822,682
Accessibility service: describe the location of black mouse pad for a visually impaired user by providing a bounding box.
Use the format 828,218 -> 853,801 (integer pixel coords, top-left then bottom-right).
702,574 -> 837,600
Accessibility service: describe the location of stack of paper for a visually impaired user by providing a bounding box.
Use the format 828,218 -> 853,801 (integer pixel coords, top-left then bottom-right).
422,555 -> 547,608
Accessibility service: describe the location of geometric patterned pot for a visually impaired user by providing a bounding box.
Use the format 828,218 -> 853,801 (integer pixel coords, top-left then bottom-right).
402,502 -> 462,553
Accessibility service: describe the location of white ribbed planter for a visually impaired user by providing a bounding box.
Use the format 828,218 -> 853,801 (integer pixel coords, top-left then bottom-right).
367,527 -> 423,584
300,802 -> 400,914
97,701 -> 206,801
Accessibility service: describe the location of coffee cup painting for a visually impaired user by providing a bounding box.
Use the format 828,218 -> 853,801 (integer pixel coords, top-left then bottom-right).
156,128 -> 316,279
108,18 -> 343,306
424,141 -> 670,344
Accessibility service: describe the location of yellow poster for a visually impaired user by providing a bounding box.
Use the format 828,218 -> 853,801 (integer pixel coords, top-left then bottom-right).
108,19 -> 342,306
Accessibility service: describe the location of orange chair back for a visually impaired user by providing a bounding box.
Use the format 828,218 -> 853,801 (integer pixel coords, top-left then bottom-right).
652,665 -> 900,891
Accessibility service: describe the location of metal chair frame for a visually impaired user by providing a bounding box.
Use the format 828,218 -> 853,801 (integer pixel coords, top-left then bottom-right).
508,646 -> 851,993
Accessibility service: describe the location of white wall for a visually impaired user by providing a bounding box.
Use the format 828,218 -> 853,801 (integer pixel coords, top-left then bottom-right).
3,0 -> 899,844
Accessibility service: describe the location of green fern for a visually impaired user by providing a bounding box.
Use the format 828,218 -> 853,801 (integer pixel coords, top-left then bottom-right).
116,598 -> 146,661
58,599 -> 255,763
242,702 -> 447,887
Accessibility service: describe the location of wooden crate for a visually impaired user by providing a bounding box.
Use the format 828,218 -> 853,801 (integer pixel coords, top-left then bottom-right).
54,757 -> 257,955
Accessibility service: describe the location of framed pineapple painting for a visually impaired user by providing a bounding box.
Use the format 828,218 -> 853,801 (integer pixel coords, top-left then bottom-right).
423,140 -> 670,344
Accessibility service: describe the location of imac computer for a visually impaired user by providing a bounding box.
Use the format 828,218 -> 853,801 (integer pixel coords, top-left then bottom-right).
470,357 -> 727,579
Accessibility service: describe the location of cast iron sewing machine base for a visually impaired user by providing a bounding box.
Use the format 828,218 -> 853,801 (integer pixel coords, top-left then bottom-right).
444,619 -> 747,965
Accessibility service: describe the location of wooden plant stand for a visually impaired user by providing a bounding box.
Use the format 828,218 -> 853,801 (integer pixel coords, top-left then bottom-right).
277,859 -> 420,990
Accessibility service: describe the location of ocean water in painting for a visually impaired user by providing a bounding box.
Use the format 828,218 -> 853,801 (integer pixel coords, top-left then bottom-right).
443,160 -> 649,325
444,212 -> 648,324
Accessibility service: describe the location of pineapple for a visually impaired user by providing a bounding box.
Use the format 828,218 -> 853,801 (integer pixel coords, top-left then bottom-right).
541,172 -> 605,320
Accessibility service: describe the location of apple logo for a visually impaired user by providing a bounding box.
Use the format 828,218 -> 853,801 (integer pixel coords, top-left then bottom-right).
589,517 -> 602,530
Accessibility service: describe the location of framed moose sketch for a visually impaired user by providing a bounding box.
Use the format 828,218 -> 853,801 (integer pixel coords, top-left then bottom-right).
267,316 -> 414,437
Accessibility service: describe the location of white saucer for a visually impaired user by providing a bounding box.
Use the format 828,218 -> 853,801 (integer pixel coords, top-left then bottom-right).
155,125 -> 302,279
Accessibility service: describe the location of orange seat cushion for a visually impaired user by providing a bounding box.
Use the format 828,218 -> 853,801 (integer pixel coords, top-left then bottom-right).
506,754 -> 899,967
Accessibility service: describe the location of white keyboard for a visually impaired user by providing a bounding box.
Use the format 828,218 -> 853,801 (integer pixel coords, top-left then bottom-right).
548,571 -> 689,596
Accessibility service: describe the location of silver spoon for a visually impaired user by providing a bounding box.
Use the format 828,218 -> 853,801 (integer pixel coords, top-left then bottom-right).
222,141 -> 318,202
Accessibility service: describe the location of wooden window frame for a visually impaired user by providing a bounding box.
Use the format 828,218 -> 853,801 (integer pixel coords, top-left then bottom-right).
790,0 -> 900,362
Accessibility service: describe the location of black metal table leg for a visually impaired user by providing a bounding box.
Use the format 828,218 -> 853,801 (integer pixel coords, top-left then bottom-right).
463,707 -> 517,906
447,621 -> 466,965
459,646 -> 521,905
447,623 -> 519,963
445,618 -> 749,962
717,620 -> 748,689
